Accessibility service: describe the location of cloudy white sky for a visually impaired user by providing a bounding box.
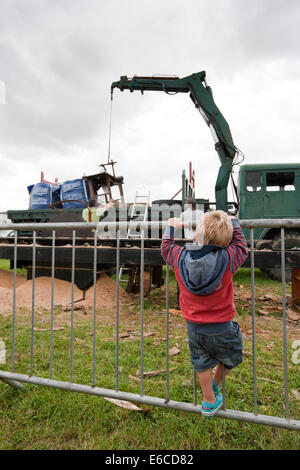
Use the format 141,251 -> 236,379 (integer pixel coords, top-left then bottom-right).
0,0 -> 300,212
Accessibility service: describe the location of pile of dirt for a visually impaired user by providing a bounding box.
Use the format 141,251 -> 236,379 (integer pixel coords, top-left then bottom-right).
0,269 -> 28,313
0,269 -> 27,289
0,273 -> 131,313
15,277 -> 84,310
84,273 -> 131,308
0,285 -> 16,308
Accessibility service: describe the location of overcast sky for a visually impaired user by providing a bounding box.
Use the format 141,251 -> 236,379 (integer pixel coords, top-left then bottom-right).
0,0 -> 300,212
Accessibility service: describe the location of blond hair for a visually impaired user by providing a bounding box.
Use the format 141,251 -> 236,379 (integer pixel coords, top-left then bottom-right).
195,210 -> 233,247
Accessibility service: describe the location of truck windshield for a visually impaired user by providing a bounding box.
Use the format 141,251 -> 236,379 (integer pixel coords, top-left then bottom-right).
266,172 -> 295,191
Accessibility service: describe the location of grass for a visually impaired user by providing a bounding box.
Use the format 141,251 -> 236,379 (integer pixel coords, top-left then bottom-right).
0,267 -> 299,450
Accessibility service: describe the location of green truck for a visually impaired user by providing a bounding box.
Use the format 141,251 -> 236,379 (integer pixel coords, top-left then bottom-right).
3,72 -> 300,285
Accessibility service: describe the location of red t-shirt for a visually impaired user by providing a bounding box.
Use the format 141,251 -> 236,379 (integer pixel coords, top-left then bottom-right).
175,267 -> 235,324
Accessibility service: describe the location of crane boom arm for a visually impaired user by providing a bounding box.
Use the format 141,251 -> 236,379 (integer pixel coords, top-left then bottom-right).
111,72 -> 238,210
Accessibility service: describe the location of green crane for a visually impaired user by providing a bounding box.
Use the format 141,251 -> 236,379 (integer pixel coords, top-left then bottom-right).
111,72 -> 239,211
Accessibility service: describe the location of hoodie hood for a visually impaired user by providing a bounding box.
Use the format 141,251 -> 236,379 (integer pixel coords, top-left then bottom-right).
179,245 -> 228,296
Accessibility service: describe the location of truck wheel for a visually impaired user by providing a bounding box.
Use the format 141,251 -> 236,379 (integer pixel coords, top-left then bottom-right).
260,230 -> 300,282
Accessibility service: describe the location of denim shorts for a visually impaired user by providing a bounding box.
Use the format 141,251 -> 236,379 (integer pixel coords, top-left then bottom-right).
186,321 -> 243,372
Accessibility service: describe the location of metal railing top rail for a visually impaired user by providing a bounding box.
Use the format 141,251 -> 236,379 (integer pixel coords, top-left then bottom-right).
1,218 -> 300,232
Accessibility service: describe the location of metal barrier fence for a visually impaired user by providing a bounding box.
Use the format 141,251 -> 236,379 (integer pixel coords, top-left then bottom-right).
0,219 -> 299,431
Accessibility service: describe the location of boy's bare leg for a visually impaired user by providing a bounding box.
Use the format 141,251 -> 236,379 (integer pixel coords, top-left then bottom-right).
197,369 -> 215,403
213,363 -> 230,386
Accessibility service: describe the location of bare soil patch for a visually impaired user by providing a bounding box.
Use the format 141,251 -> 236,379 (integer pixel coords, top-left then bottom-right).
0,273 -> 133,315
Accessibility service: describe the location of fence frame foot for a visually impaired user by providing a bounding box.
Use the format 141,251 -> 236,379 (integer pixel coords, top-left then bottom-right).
0,377 -> 25,390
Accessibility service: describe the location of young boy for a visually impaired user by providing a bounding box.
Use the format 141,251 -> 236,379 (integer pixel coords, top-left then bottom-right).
161,210 -> 248,417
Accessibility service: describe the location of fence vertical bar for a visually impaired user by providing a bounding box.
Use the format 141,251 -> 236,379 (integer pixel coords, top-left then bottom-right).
92,229 -> 97,388
30,230 -> 36,377
281,228 -> 290,419
49,230 -> 55,380
222,364 -> 226,410
11,231 -> 17,373
140,229 -> 145,396
193,370 -> 197,406
69,230 -> 76,383
250,228 -> 258,415
165,264 -> 170,403
115,229 -> 120,392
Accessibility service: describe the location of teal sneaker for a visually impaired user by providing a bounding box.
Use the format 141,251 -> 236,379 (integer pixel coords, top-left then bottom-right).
201,395 -> 223,417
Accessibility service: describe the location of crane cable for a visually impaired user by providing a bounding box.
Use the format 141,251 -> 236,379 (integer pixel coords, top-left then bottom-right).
107,90 -> 114,163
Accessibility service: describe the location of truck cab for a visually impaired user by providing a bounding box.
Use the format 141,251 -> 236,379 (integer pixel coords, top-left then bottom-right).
238,163 -> 300,249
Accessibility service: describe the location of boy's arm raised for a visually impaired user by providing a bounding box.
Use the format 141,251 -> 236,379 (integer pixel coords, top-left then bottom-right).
160,218 -> 184,271
225,218 -> 248,274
